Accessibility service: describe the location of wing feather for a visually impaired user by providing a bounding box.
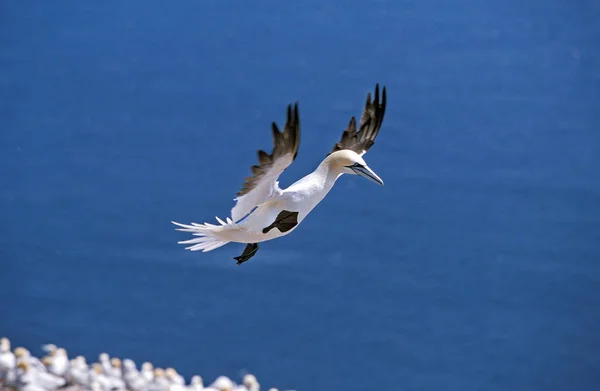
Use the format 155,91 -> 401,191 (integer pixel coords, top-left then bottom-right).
330,84 -> 387,156
231,103 -> 300,222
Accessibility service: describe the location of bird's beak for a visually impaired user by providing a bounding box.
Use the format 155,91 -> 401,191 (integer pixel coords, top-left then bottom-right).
351,165 -> 384,186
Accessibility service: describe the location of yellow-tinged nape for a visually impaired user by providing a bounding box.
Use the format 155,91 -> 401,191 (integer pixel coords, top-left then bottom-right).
323,149 -> 367,170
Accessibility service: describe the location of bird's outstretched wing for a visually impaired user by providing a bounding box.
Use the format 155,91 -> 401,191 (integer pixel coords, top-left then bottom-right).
330,84 -> 387,156
231,103 -> 300,222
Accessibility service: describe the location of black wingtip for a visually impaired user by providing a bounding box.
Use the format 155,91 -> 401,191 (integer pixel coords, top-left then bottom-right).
285,102 -> 300,128
271,122 -> 281,137
294,102 -> 299,122
381,86 -> 387,117
349,116 -> 357,131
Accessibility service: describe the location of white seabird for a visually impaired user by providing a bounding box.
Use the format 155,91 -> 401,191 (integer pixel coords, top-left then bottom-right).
14,347 -> 45,373
46,347 -> 69,377
122,359 -> 148,391
243,373 -> 259,391
173,84 -> 387,264
187,375 -> 204,391
141,361 -> 155,382
67,356 -> 91,387
0,337 -> 16,380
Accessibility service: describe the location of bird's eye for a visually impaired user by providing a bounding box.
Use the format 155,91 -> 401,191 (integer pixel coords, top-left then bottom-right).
345,162 -> 363,168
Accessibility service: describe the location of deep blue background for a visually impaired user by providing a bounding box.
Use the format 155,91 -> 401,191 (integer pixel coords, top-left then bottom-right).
2,1 -> 599,390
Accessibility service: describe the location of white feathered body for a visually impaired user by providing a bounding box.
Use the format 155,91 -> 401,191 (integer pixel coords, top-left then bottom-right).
173,161 -> 343,251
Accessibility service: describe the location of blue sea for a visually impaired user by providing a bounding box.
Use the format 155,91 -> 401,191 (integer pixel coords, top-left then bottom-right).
1,1 -> 599,390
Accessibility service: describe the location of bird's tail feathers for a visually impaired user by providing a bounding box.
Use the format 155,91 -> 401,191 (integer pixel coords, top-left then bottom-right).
171,216 -> 237,252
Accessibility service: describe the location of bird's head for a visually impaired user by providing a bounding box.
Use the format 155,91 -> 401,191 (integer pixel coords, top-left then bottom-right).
0,337 -> 10,352
92,363 -> 103,374
327,149 -> 384,186
111,357 -> 122,369
142,362 -> 153,372
14,347 -> 29,358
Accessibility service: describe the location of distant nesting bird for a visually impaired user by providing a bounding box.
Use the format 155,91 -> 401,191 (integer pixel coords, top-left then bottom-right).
243,374 -> 259,391
140,361 -> 154,383
0,337 -> 16,381
15,360 -> 65,391
209,375 -> 235,391
14,348 -> 45,373
188,375 -> 204,391
45,348 -> 68,377
173,84 -> 387,264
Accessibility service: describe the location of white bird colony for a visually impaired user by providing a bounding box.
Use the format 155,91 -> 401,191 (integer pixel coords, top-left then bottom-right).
173,84 -> 387,264
0,337 -> 288,391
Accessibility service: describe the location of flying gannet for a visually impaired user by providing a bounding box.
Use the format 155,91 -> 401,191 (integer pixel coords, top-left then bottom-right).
173,83 -> 387,264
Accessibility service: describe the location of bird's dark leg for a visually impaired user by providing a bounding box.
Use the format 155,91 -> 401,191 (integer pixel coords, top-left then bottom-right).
233,243 -> 259,265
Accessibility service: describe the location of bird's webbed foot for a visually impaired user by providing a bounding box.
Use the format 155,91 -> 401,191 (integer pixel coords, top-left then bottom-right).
233,243 -> 259,265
